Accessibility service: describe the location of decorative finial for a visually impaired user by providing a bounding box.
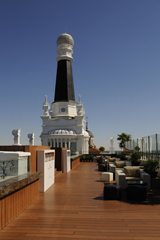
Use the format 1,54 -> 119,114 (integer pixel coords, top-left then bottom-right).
78,94 -> 82,103
44,95 -> 48,105
42,95 -> 49,116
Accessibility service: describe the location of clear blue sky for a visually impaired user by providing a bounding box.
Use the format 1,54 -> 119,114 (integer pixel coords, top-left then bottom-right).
0,0 -> 160,149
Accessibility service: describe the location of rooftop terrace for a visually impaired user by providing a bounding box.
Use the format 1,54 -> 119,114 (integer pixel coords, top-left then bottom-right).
1,162 -> 160,240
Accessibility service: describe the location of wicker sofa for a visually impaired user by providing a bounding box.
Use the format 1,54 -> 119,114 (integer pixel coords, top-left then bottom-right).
109,160 -> 127,174
115,166 -> 151,189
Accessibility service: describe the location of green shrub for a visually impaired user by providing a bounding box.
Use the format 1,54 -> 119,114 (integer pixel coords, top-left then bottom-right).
144,159 -> 159,178
131,151 -> 141,166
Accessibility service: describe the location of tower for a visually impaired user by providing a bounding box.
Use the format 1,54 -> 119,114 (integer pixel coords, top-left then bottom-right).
55,33 -> 75,102
50,33 -> 77,118
40,33 -> 90,155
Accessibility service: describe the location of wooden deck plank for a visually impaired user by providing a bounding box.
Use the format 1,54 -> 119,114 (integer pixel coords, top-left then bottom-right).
1,162 -> 160,239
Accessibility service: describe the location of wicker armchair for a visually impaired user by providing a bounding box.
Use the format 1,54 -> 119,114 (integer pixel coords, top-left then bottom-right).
116,166 -> 151,189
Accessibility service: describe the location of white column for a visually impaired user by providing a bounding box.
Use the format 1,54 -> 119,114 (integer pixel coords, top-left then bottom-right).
85,139 -> 87,154
64,139 -> 67,148
83,139 -> 86,154
68,139 -> 71,150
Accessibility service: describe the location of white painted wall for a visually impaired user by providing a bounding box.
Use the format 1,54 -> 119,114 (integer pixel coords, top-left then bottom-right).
37,150 -> 55,192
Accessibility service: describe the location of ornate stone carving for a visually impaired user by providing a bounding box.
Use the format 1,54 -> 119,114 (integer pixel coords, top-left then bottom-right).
27,133 -> 35,145
12,129 -> 21,145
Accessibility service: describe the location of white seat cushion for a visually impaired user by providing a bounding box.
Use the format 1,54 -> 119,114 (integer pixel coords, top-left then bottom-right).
100,172 -> 113,182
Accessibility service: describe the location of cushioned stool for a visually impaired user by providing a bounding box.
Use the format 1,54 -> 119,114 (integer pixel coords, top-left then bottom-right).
100,172 -> 113,182
103,184 -> 120,200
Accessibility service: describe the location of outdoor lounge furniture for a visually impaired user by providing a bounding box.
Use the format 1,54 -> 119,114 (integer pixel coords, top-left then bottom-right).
115,166 -> 151,189
103,184 -> 120,200
109,160 -> 126,173
100,172 -> 113,182
98,163 -> 108,172
126,183 -> 147,202
98,158 -> 109,172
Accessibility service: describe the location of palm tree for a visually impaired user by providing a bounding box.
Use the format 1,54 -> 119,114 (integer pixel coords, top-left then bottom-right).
117,133 -> 131,150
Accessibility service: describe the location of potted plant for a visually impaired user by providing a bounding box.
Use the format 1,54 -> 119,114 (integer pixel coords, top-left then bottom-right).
130,146 -> 141,166
143,159 -> 159,178
130,152 -> 141,165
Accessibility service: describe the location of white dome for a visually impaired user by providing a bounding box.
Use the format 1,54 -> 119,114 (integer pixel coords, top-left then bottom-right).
57,33 -> 74,46
49,129 -> 76,135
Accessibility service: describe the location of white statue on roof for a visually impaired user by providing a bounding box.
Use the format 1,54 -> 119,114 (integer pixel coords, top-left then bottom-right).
12,129 -> 21,145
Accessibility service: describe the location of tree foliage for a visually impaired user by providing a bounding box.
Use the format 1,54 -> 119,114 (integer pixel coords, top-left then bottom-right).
99,146 -> 105,152
134,146 -> 140,152
117,133 -> 131,149
130,146 -> 141,165
144,159 -> 159,178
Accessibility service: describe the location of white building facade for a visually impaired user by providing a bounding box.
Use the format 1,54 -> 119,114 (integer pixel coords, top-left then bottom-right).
40,33 -> 89,155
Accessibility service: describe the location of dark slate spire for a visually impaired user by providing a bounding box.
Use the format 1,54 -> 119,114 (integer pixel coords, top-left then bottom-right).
54,33 -> 75,102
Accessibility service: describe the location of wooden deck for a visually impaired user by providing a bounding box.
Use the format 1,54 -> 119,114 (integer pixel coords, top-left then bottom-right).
1,162 -> 160,240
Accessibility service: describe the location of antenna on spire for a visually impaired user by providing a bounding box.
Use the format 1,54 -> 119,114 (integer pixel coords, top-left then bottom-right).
78,94 -> 82,103
44,95 -> 48,105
